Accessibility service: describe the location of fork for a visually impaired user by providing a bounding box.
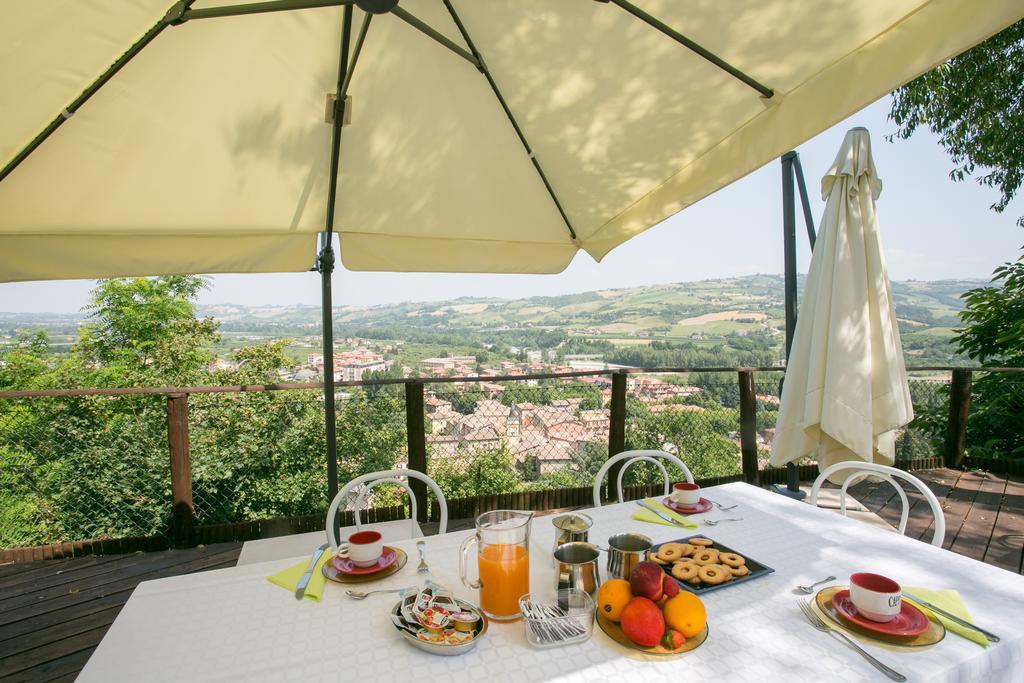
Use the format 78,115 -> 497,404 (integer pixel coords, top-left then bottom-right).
703,517 -> 743,526
416,540 -> 430,575
709,499 -> 739,512
797,600 -> 906,681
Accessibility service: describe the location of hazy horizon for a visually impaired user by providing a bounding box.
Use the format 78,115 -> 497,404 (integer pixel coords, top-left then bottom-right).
2,96 -> 1021,314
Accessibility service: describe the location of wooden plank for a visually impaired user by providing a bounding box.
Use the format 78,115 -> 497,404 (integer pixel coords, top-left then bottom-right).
1,605 -> 121,660
0,554 -> 126,592
0,624 -> 108,678
983,475 -> 1024,574
4,646 -> 96,683
939,471 -> 987,551
901,470 -> 958,544
949,472 -> 1007,561
0,546 -> 242,625
0,553 -> 150,599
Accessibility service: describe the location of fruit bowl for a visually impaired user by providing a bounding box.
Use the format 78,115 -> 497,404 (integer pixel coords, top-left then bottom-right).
596,612 -> 708,656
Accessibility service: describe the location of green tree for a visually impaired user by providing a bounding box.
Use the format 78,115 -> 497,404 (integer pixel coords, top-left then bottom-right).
890,20 -> 1024,225
953,255 -> 1024,458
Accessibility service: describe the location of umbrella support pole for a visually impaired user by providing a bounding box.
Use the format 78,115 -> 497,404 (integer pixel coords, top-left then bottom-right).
776,151 -> 811,500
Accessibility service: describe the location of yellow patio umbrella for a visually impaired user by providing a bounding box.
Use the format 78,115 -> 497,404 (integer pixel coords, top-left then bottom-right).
1,0 -> 1020,496
1,0 -> 1020,281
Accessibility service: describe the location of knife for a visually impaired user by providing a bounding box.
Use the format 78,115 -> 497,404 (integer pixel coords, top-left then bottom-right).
637,500 -> 695,528
295,543 -> 330,600
902,592 -> 1000,643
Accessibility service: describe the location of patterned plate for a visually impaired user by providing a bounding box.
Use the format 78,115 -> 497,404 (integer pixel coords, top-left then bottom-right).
332,547 -> 398,576
323,546 -> 407,584
661,497 -> 713,514
815,586 -> 945,648
596,612 -> 708,656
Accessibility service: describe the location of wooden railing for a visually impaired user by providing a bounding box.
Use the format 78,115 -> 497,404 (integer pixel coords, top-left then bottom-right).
2,365 -> 1020,562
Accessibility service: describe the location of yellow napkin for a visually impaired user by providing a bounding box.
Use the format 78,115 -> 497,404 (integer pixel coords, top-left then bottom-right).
631,498 -> 699,529
904,586 -> 988,648
267,551 -> 332,601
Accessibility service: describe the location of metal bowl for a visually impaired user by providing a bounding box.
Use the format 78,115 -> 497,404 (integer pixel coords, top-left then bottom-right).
390,597 -> 488,656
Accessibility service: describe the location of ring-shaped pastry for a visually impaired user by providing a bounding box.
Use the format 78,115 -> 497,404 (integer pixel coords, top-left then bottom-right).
697,564 -> 727,584
692,549 -> 720,566
688,537 -> 714,547
728,563 -> 750,577
647,551 -> 669,566
656,543 -> 686,562
718,552 -> 745,568
670,561 -> 699,581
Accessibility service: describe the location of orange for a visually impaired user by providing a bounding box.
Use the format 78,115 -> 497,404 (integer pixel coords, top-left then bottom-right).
596,579 -> 632,623
662,591 -> 706,638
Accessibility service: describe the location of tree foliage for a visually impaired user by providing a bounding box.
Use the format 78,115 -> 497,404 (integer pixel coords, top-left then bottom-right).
889,20 -> 1024,225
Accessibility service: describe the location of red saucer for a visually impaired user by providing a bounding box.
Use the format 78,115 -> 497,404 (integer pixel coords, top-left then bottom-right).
832,589 -> 930,637
662,497 -> 712,514
332,547 -> 398,576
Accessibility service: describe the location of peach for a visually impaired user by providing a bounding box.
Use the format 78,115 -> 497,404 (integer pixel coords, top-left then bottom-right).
629,560 -> 664,601
620,597 -> 666,648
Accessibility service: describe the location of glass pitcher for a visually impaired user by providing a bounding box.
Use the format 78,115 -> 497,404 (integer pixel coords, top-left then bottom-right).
459,510 -> 534,621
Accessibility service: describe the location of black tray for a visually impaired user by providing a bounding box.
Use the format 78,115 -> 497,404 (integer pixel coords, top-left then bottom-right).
650,535 -> 774,595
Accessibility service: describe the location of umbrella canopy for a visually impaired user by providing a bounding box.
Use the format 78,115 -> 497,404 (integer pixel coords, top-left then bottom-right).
769,128 -> 913,477
1,0 -> 1021,282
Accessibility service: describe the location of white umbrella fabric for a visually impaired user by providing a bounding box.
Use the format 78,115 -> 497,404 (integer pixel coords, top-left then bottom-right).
769,128 -> 913,479
1,0 -> 1021,282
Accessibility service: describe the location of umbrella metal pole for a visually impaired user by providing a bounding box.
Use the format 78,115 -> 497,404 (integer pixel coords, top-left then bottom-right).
773,151 -> 806,500
320,242 -> 338,501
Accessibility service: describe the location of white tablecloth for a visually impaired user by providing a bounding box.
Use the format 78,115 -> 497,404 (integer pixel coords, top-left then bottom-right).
79,482 -> 1024,682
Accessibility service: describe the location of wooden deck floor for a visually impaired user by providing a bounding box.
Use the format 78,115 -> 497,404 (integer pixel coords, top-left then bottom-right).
0,468 -> 1020,681
847,467 -> 1024,574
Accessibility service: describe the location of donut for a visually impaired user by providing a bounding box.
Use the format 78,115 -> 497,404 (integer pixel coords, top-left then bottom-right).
656,543 -> 686,562
670,560 -> 699,582
688,537 -> 714,547
728,563 -> 750,577
716,564 -> 733,581
676,543 -> 695,558
718,552 -> 745,568
692,549 -> 720,566
698,564 -> 727,584
647,551 -> 669,566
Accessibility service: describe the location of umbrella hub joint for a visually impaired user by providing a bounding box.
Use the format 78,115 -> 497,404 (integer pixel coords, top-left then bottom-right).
317,244 -> 335,274
163,1 -> 189,25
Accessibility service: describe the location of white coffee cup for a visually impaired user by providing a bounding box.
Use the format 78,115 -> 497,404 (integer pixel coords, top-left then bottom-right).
671,482 -> 701,506
337,530 -> 384,567
849,572 -> 902,622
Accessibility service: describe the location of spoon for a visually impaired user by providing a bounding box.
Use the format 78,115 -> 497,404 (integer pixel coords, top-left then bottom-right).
703,517 -> 743,526
795,576 -> 836,594
345,587 -> 414,600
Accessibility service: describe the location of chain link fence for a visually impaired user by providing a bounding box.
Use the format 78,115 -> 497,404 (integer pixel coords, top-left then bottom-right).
0,394 -> 169,549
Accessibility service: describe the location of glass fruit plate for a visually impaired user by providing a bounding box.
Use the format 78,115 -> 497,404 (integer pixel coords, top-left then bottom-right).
595,612 -> 708,656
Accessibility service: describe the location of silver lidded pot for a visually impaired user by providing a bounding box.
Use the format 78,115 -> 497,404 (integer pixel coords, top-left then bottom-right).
551,513 -> 593,564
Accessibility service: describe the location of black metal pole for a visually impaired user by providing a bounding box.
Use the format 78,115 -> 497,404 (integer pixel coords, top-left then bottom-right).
792,153 -> 817,249
776,152 -> 805,499
321,4 -> 353,502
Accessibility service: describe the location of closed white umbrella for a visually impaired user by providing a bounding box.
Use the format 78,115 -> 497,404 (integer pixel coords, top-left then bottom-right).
770,128 -> 913,478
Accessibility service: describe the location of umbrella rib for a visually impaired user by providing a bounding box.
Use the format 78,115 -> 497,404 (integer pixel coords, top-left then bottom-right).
0,0 -> 201,184
606,0 -> 774,99
390,7 -> 480,69
441,0 -> 577,242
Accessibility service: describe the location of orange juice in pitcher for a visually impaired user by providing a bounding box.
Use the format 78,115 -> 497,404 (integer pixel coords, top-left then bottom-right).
460,510 -> 533,621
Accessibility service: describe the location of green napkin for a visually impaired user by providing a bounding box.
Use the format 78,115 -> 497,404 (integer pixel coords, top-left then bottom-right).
904,586 -> 988,648
631,497 -> 699,529
267,551 -> 332,601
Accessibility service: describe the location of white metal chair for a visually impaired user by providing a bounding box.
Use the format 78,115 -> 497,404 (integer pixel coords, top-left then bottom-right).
592,449 -> 694,507
810,462 -> 945,547
236,469 -> 448,566
325,469 -> 448,550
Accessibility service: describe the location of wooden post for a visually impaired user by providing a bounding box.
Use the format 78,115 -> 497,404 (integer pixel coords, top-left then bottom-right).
738,369 -> 759,484
166,393 -> 195,547
944,369 -> 972,469
405,381 -> 428,523
606,372 -> 628,503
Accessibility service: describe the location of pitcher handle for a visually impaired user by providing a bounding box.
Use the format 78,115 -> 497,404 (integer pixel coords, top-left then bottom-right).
459,535 -> 482,589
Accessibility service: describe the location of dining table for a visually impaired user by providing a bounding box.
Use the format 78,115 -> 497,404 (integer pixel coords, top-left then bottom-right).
77,482 -> 1024,682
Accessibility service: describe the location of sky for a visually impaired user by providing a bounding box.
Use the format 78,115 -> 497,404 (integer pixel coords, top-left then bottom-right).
1,95 -> 1021,314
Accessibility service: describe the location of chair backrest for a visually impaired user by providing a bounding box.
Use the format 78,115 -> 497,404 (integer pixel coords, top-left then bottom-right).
810,462 -> 945,547
591,449 -> 694,507
325,469 -> 448,550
